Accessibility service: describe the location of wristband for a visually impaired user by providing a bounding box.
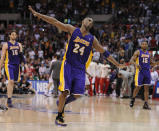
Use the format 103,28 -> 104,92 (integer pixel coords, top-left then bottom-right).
103,50 -> 110,58
19,52 -> 26,64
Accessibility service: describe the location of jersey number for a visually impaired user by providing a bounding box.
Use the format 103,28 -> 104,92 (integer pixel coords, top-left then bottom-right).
143,58 -> 148,63
73,44 -> 85,56
12,50 -> 18,56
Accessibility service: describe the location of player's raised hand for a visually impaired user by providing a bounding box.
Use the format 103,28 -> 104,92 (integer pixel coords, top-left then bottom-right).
28,6 -> 38,17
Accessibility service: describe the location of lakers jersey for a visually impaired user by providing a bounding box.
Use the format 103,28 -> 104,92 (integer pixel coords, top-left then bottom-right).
136,49 -> 150,70
64,28 -> 94,70
5,41 -> 21,65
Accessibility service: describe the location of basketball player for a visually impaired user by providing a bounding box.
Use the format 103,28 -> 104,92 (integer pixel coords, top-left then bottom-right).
0,30 -> 28,107
29,6 -> 125,126
129,41 -> 159,110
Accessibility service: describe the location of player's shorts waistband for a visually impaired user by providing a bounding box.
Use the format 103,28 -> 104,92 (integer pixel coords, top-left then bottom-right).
5,63 -> 20,65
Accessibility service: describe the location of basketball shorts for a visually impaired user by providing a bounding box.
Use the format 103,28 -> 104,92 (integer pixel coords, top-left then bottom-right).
5,64 -> 20,82
59,61 -> 85,95
135,69 -> 151,86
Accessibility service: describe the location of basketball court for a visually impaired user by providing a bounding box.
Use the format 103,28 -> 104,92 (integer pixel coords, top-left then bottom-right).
0,94 -> 159,131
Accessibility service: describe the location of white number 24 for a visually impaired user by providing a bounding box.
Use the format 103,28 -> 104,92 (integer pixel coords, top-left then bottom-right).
73,44 -> 85,56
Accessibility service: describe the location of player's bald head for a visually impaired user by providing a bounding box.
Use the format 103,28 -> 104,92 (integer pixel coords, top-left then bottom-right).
82,17 -> 94,31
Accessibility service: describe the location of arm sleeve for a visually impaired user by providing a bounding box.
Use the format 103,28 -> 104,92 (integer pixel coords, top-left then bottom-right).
19,52 -> 26,64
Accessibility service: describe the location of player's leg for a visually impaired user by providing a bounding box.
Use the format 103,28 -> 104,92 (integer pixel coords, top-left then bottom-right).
67,70 -> 85,103
143,85 -> 151,110
56,92 -> 78,117
58,72 -> 86,109
5,64 -> 15,107
130,71 -> 143,107
55,90 -> 68,126
143,71 -> 151,110
55,61 -> 71,126
7,80 -> 14,107
58,69 -> 86,112
58,91 -> 68,113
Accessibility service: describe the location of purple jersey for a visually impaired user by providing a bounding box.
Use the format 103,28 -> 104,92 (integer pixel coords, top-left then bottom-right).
65,28 -> 94,70
135,49 -> 151,86
5,41 -> 20,65
137,49 -> 150,70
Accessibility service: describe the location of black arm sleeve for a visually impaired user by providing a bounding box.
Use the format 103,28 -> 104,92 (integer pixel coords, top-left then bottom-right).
19,52 -> 26,64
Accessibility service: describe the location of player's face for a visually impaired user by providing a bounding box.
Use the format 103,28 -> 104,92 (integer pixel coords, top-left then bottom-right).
82,18 -> 93,31
141,42 -> 148,50
9,32 -> 17,41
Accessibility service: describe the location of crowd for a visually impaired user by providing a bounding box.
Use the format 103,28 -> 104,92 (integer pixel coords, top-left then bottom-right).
0,0 -> 159,95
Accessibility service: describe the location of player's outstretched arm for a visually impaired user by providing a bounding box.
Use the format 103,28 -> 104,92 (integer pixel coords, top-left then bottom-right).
129,50 -> 141,69
0,43 -> 8,77
92,37 -> 123,68
28,6 -> 75,34
129,50 -> 139,65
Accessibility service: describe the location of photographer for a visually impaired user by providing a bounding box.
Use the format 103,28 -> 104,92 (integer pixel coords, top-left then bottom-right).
19,76 -> 35,94
0,76 -> 7,94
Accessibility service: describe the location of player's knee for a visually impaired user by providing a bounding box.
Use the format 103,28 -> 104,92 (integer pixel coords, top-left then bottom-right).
9,80 -> 14,85
137,86 -> 141,90
144,86 -> 149,92
62,91 -> 69,97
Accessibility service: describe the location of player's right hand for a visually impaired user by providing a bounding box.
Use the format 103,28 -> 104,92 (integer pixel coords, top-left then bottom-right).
136,64 -> 141,70
28,6 -> 37,17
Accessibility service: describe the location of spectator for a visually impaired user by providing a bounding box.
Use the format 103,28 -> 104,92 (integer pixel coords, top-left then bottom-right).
29,48 -> 35,60
151,67 -> 159,86
38,47 -> 44,58
39,63 -> 46,76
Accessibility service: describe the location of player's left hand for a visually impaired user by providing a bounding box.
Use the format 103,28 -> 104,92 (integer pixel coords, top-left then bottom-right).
118,64 -> 126,69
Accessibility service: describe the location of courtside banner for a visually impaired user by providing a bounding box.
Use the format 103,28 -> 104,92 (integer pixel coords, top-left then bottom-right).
28,80 -> 53,94
152,81 -> 159,99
